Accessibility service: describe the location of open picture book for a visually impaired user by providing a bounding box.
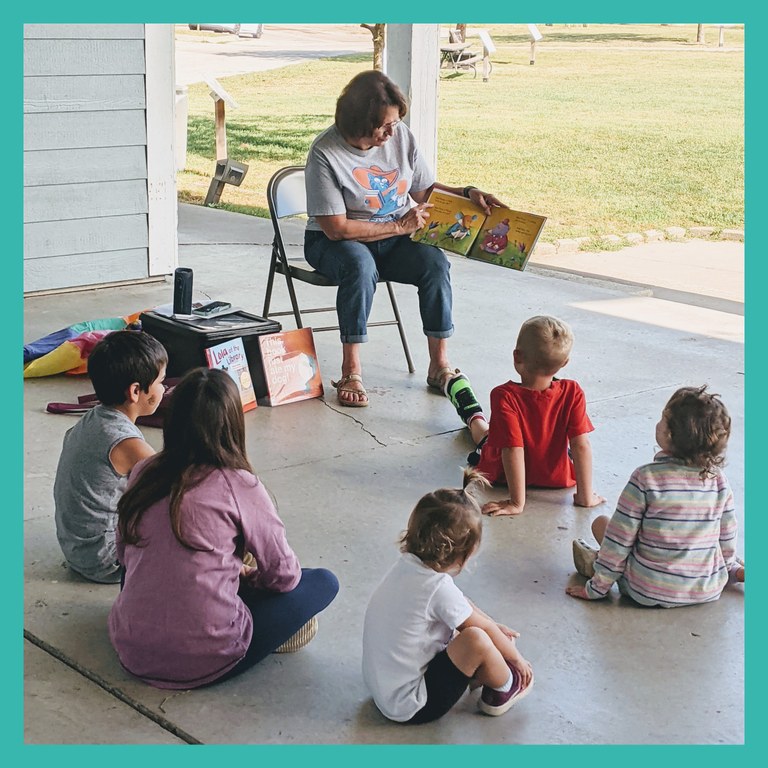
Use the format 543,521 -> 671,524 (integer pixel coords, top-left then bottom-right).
411,188 -> 547,271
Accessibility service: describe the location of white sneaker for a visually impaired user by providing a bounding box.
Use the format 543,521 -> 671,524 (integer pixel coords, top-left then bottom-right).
572,538 -> 598,579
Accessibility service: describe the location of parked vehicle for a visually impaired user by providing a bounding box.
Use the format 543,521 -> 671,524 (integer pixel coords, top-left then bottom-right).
188,24 -> 263,38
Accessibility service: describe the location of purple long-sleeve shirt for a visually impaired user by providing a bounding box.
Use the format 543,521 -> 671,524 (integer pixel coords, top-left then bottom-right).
108,459 -> 301,689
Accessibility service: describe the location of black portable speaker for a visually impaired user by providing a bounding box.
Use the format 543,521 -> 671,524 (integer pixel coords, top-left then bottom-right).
173,267 -> 194,315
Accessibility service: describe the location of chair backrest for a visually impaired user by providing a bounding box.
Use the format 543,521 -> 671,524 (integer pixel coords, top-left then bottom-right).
268,166 -> 307,220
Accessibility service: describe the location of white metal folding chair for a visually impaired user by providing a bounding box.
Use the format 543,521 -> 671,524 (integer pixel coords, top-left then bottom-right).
262,165 -> 415,372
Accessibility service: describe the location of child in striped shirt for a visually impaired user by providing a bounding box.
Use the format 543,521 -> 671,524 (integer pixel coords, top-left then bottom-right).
567,385 -> 744,607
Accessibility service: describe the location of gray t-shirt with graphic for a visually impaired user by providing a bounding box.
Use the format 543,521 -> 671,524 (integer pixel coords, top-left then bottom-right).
54,405 -> 144,583
304,123 -> 435,231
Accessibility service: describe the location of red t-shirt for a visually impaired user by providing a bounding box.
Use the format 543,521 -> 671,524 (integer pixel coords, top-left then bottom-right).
477,379 -> 594,488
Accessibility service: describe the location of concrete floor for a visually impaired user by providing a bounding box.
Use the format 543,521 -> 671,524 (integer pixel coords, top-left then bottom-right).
23,204 -> 745,745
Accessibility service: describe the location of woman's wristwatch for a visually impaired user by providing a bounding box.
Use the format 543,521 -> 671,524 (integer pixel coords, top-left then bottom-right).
463,185 -> 478,198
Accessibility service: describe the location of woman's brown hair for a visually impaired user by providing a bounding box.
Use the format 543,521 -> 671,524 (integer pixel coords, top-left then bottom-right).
117,367 -> 253,549
664,385 -> 731,478
399,469 -> 490,571
335,70 -> 408,141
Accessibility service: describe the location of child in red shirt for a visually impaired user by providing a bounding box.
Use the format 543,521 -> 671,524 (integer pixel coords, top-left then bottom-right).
445,315 -> 605,516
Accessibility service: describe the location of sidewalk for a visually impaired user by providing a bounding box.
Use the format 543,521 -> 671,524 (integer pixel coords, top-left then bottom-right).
23,203 -> 744,745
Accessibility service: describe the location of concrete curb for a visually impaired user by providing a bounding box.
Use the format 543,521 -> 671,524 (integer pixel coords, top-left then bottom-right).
536,226 -> 744,256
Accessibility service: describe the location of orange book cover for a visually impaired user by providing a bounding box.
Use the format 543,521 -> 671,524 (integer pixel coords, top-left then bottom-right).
257,328 -> 324,406
204,337 -> 257,412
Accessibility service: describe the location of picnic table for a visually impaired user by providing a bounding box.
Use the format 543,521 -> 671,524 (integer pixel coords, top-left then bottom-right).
439,35 -> 493,80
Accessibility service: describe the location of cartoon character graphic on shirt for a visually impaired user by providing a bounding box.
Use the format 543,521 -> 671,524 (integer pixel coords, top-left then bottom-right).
352,165 -> 409,220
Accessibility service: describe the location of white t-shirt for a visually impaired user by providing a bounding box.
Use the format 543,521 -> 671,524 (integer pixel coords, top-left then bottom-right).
362,552 -> 473,722
304,123 -> 435,230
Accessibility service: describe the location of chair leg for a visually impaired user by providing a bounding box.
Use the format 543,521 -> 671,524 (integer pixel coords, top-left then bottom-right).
283,268 -> 304,329
262,245 -> 279,317
385,282 -> 415,373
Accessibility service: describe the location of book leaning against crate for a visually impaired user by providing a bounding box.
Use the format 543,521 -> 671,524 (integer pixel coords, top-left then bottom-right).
257,328 -> 323,407
204,336 -> 257,412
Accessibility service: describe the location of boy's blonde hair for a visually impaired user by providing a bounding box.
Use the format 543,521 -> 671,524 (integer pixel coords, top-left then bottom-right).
399,469 -> 489,571
516,315 -> 574,375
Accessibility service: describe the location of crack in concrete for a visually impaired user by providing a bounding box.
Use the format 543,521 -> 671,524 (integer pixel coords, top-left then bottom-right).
321,399 -> 387,447
23,630 -> 203,745
589,383 -> 681,404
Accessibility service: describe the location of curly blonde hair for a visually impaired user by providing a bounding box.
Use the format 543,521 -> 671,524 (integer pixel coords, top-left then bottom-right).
663,385 -> 731,478
399,469 -> 489,571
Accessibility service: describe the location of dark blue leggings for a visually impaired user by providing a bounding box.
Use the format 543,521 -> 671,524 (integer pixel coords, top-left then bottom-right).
211,567 -> 339,684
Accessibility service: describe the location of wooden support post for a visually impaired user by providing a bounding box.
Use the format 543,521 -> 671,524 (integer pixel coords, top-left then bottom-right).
719,26 -> 725,47
385,24 -> 440,175
530,40 -> 536,65
214,98 -> 227,161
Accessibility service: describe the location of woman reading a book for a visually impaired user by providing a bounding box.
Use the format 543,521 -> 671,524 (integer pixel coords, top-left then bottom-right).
304,69 -> 502,407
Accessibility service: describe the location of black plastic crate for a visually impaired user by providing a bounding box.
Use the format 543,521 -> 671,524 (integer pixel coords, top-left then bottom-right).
140,310 -> 282,398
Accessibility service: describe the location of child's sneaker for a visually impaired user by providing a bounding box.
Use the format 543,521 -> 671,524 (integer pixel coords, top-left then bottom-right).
572,538 -> 598,579
445,372 -> 485,425
479,665 -> 534,716
467,435 -> 488,467
274,616 -> 318,653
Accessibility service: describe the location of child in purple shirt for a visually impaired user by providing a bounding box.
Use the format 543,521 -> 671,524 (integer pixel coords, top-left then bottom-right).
108,367 -> 339,689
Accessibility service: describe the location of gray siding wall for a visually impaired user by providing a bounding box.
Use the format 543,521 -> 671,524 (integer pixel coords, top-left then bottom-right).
23,24 -> 150,292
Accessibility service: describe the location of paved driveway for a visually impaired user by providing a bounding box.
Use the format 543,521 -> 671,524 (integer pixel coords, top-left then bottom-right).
175,23 -> 372,85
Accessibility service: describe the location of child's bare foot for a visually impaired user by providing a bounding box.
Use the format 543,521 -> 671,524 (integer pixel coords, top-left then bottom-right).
736,566 -> 745,583
573,492 -> 606,508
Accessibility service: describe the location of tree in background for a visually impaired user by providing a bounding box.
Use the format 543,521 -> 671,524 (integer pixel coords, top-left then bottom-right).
360,24 -> 385,70
697,24 -> 705,43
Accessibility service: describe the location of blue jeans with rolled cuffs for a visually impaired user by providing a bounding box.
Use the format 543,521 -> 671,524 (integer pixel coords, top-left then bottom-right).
304,230 -> 454,344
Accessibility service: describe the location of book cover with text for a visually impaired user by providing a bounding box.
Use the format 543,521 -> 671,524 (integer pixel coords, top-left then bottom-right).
204,337 -> 257,412
257,328 -> 323,406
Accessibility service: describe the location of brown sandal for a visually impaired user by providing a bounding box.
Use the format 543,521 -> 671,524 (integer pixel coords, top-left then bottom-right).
331,373 -> 369,408
426,366 -> 458,394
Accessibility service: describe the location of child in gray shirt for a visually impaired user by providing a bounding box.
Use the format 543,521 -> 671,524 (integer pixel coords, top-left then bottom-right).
53,330 -> 167,583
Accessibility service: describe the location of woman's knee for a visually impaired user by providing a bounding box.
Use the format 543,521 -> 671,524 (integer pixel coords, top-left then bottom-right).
339,250 -> 378,284
418,246 -> 451,279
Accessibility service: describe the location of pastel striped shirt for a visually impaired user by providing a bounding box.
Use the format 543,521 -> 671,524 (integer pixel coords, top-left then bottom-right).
585,452 -> 737,607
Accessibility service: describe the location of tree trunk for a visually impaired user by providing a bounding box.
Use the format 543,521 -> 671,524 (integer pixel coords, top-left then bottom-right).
361,24 -> 386,71
696,24 -> 705,44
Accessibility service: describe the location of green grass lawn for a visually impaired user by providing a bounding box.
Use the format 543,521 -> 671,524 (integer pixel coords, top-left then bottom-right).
177,24 -> 744,242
